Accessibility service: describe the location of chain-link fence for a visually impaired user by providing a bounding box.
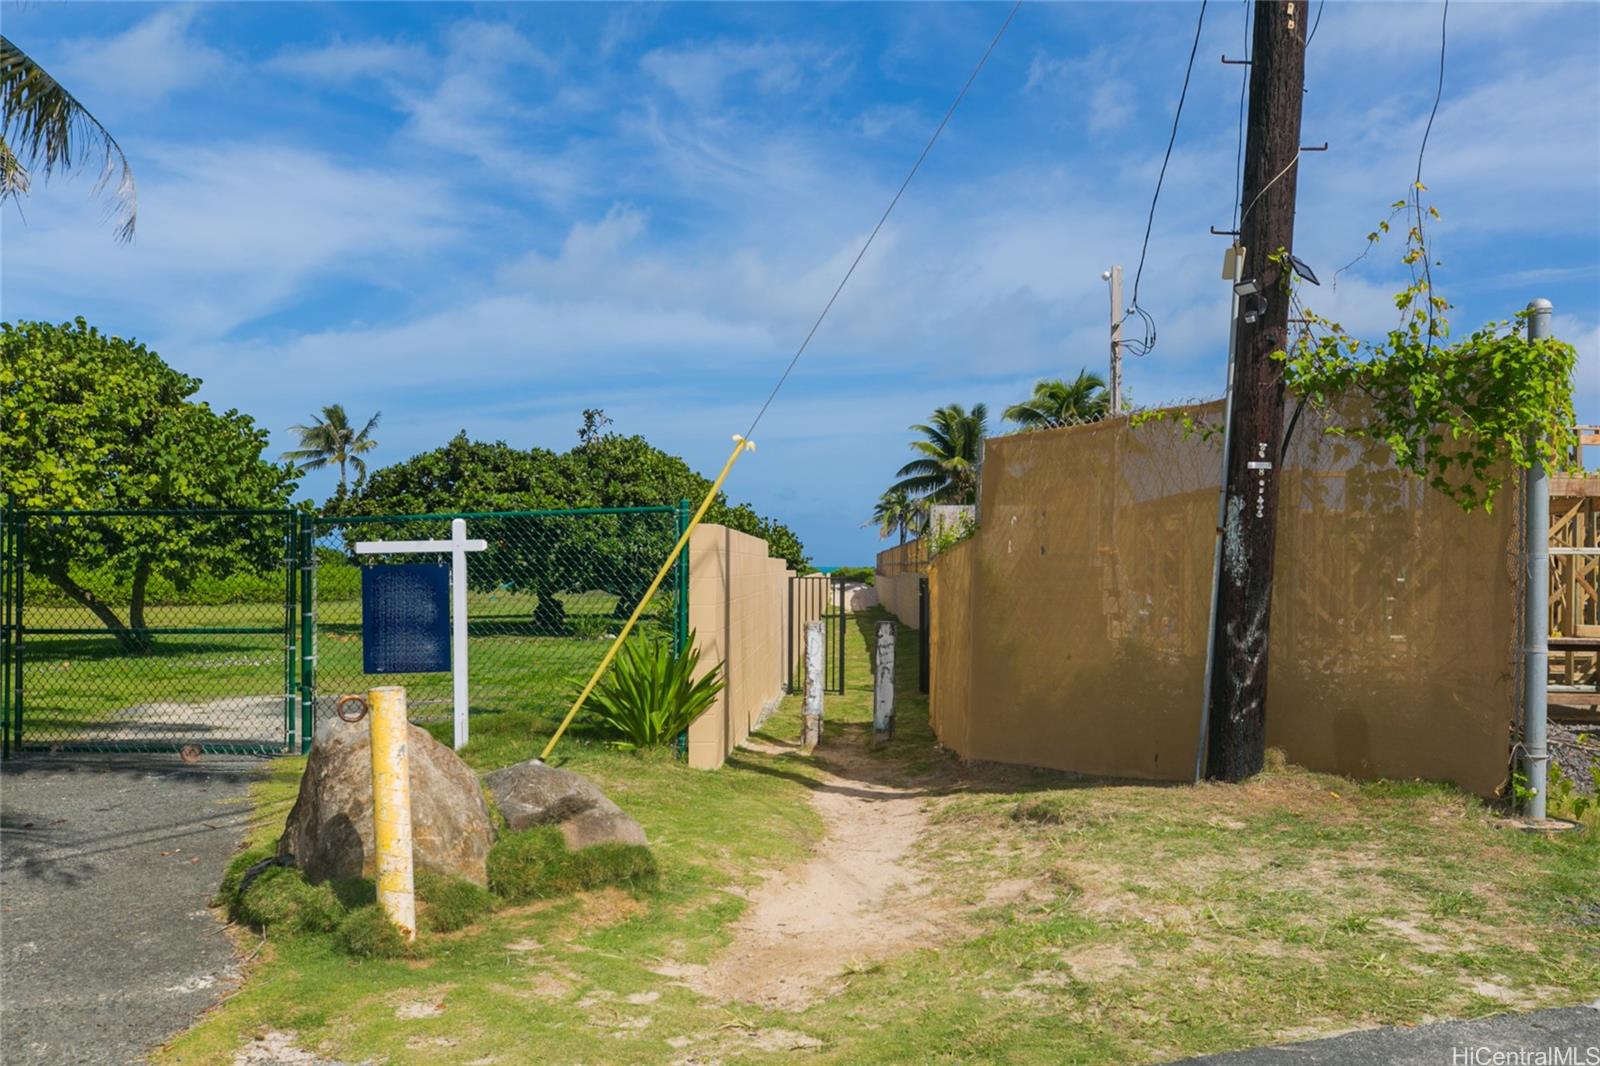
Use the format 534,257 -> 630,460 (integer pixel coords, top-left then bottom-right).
1,509 -> 299,754
1,504 -> 687,755
308,507 -> 686,738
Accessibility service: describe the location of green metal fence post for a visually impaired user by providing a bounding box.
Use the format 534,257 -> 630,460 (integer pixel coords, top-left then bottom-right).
299,512 -> 317,753
2,503 -> 12,759
283,510 -> 297,754
13,510 -> 22,752
675,498 -> 691,656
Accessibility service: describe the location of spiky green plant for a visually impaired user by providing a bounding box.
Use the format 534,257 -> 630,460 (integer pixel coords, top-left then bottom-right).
585,633 -> 725,750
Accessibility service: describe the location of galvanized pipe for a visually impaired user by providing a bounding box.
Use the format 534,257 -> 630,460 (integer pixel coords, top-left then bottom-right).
1523,298 -> 1553,820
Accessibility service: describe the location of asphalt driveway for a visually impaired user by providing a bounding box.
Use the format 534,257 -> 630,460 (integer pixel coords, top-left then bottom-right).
1,754 -> 263,1064
1176,1001 -> 1600,1065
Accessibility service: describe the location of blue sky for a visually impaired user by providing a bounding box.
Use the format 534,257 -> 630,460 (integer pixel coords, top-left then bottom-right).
3,1 -> 1596,565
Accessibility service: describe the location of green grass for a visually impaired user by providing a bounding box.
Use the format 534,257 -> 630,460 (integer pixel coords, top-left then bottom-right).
160,608 -> 1600,1065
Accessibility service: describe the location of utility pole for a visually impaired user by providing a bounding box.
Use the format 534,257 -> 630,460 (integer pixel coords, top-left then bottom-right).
1104,265 -> 1124,415
1204,0 -> 1307,782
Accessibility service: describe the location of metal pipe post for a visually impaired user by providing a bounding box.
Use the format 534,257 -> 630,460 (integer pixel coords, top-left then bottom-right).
1196,247 -> 1246,781
1523,298 -> 1553,820
369,686 -> 416,941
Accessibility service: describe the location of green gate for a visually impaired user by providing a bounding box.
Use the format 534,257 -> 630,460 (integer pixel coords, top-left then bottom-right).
1,504 -> 691,757
1,508 -> 302,755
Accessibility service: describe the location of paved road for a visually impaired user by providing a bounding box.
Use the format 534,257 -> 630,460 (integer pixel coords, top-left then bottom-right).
1,754 -> 264,1064
1177,1002 -> 1600,1065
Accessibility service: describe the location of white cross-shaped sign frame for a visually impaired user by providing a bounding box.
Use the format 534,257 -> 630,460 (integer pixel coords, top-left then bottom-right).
354,517 -> 487,750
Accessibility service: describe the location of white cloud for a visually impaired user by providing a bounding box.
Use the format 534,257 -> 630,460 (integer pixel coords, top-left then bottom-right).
640,40 -> 850,110
269,39 -> 428,84
5,141 -> 462,339
58,8 -> 225,107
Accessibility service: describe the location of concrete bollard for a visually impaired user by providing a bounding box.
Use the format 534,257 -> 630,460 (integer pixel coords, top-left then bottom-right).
801,621 -> 824,751
873,620 -> 896,741
368,686 -> 416,942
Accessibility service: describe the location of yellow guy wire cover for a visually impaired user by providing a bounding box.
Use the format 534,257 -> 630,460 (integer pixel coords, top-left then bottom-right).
537,435 -> 756,762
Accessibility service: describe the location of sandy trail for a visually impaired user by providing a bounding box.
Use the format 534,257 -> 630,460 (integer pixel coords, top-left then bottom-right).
684,736 -> 936,1010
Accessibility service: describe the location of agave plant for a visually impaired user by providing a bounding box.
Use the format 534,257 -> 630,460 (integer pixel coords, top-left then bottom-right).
586,634 -> 725,750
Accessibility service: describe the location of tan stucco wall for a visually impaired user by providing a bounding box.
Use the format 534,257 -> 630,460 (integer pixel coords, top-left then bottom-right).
876,571 -> 923,629
684,524 -> 805,770
927,400 -> 1517,797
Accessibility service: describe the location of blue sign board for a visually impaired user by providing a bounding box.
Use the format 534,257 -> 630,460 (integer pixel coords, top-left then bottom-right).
362,563 -> 451,674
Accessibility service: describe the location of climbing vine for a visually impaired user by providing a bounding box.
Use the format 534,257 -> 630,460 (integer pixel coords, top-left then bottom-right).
1282,188 -> 1578,512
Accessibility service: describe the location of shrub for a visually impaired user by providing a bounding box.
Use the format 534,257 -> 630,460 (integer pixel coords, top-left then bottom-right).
337,905 -> 411,958
487,827 -> 659,903
828,566 -> 875,585
416,870 -> 496,933
585,633 -> 724,750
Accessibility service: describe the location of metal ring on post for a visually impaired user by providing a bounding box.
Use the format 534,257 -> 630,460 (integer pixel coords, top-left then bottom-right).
335,694 -> 369,723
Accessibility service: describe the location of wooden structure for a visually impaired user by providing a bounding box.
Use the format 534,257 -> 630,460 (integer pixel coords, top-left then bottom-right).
1549,426 -> 1600,721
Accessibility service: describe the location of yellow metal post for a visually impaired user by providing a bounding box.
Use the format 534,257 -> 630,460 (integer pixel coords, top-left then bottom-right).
368,686 -> 416,941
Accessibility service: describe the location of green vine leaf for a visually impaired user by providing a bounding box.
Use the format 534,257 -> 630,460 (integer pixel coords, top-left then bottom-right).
1282,200 -> 1578,513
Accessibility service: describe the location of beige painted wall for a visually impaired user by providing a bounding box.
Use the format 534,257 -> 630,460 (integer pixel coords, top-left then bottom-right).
684,525 -> 825,770
876,571 -> 923,629
928,399 -> 1517,797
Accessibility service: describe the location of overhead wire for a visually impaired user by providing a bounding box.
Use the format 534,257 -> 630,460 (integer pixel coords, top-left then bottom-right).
740,0 -> 1024,441
1122,0 -> 1209,358
1229,0 -> 1251,235
1413,0 -> 1449,358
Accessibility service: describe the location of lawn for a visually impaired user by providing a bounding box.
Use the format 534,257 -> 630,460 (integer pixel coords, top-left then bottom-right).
161,609 -> 1600,1065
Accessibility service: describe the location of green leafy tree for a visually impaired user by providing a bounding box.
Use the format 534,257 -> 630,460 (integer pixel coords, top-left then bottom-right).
1,319 -> 297,647
1,36 -> 137,241
282,404 -> 381,499
869,488 -> 924,545
1003,370 -> 1110,429
341,421 -> 808,632
889,403 -> 989,504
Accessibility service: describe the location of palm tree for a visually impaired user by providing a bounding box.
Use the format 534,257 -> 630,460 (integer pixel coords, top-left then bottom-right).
889,403 -> 988,505
1003,370 -> 1110,430
282,405 -> 382,498
869,488 -> 925,545
1,36 -> 137,241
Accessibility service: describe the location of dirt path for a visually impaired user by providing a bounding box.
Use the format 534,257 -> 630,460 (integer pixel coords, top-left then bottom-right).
685,736 -> 937,1010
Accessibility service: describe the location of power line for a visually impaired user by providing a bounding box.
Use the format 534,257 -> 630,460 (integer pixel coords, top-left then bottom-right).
1122,0 -> 1209,358
1229,0 -> 1251,234
1413,0 -> 1449,357
739,0 -> 1024,442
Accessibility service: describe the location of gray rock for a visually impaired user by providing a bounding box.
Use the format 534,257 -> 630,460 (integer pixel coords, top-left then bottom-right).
483,760 -> 610,828
277,716 -> 494,886
560,806 -> 649,850
483,760 -> 649,849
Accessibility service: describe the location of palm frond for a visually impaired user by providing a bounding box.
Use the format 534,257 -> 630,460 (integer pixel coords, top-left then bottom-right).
1,36 -> 136,241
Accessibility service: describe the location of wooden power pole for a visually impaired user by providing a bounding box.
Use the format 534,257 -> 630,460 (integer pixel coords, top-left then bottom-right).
1204,0 -> 1307,782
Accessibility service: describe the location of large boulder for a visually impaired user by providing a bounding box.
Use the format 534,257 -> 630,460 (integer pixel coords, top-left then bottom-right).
483,761 -> 648,849
278,716 -> 494,886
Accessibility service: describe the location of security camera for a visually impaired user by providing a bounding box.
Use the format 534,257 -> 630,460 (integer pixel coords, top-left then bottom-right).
1101,270 -> 1111,281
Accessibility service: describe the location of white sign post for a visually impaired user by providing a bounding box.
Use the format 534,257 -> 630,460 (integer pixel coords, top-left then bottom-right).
354,518 -> 487,750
